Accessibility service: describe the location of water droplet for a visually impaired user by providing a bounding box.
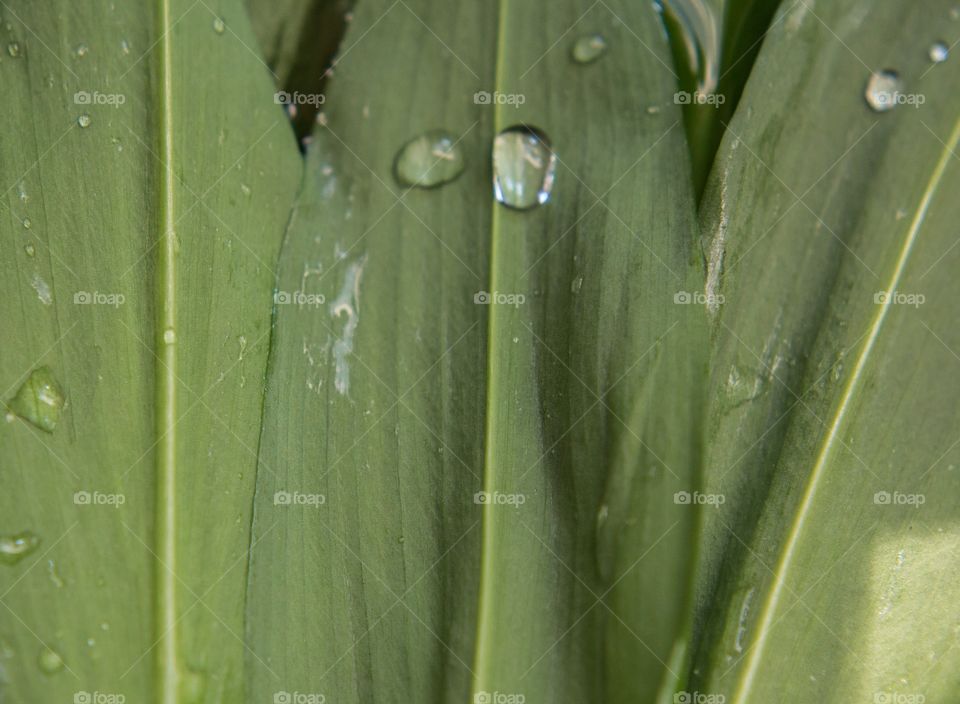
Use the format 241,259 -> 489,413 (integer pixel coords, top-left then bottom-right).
929,41 -> 949,64
646,105 -> 662,115
8,368 -> 65,432
572,34 -> 607,63
394,129 -> 465,188
22,217 -> 31,229
17,183 -> 28,203
865,70 -> 902,112
37,646 -> 63,674
7,42 -> 21,58
77,114 -> 91,128
570,275 -> 583,293
182,668 -> 206,702
0,531 -> 40,565
100,622 -> 110,631
163,328 -> 176,345
110,136 -> 123,152
30,273 -> 53,305
212,17 -> 226,34
240,183 -> 251,196
47,559 -> 65,587
492,125 -> 557,210
24,244 -> 35,257
73,43 -> 88,58
120,39 -> 130,55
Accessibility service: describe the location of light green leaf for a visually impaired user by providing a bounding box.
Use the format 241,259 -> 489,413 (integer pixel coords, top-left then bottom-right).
0,0 -> 301,701
692,2 -> 960,701
244,1 -> 707,703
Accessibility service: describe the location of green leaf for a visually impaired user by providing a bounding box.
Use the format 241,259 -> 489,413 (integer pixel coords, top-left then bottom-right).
0,1 -> 300,701
692,2 -> 960,701
244,0 -> 707,702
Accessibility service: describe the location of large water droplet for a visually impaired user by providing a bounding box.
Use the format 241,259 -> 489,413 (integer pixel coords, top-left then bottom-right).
394,129 -> 465,188
930,41 -> 949,64
865,70 -> 902,112
37,646 -> 63,674
7,367 -> 66,433
0,531 -> 40,565
492,126 -> 557,210
572,34 -> 607,64
77,114 -> 91,128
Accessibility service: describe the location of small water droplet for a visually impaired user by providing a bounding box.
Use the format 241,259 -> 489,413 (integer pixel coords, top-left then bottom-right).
929,41 -> 949,64
240,183 -> 251,196
182,668 -> 206,702
77,114 -> 91,128
212,17 -> 226,34
7,367 -> 65,432
512,336 -> 519,343
865,70 -> 902,112
17,183 -> 28,203
492,126 -> 557,210
37,646 -> 63,674
0,531 -> 41,565
646,105 -> 661,114
30,273 -> 53,306
73,43 -> 88,58
111,136 -> 123,152
24,244 -> 35,257
120,39 -> 130,55
570,275 -> 583,293
7,42 -> 21,58
572,34 -> 607,63
394,129 -> 466,188
47,559 -> 65,587
100,621 -> 110,631
163,328 -> 176,345
86,637 -> 95,647
22,217 -> 31,229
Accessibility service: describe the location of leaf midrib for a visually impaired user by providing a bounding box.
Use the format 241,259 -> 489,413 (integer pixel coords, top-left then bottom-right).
472,0 -> 509,692
731,114 -> 960,703
156,0 -> 178,701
